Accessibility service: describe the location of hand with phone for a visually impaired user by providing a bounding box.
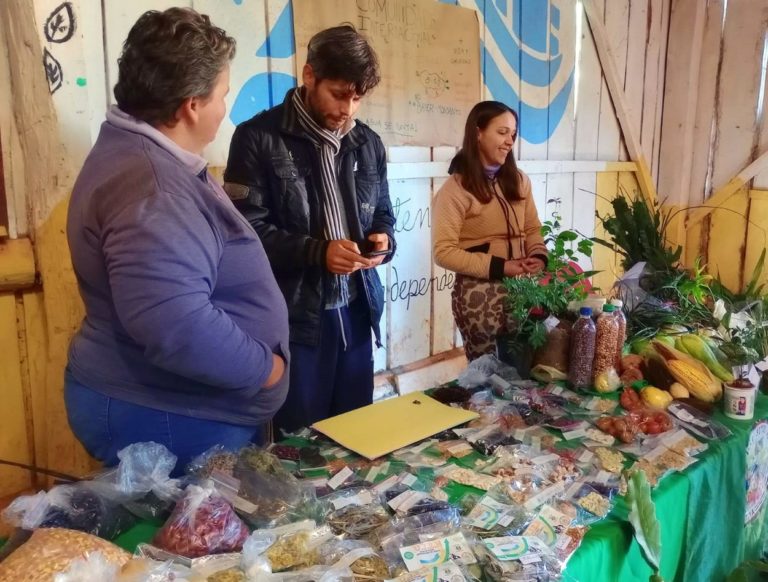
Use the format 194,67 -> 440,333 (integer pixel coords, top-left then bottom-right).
361,233 -> 390,267
326,240 -> 373,274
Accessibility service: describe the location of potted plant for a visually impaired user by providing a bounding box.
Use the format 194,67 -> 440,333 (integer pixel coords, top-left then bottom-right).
500,214 -> 597,377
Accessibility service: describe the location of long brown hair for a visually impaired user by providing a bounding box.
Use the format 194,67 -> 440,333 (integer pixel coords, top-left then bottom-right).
448,101 -> 522,203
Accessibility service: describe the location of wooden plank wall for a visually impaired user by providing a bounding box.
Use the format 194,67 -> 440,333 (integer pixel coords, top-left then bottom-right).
660,0 -> 768,291
0,0 -> 672,494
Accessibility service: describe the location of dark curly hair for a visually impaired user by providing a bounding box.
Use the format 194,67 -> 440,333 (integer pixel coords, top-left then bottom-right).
306,24 -> 380,95
114,7 -> 236,126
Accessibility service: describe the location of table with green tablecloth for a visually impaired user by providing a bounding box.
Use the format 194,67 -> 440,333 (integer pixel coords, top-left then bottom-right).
108,395 -> 768,582
564,395 -> 768,582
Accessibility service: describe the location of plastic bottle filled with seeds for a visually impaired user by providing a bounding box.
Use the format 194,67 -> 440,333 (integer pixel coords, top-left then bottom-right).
568,307 -> 596,389
593,304 -> 619,381
611,299 -> 627,367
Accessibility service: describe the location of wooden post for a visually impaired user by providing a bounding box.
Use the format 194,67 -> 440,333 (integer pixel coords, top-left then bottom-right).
0,0 -> 93,479
582,0 -> 657,206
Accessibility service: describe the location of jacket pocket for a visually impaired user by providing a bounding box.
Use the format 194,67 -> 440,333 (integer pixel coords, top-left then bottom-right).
272,158 -> 311,232
354,167 -> 380,230
465,242 -> 491,254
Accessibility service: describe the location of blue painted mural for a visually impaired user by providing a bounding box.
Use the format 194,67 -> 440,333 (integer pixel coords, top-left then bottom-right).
229,0 -> 574,144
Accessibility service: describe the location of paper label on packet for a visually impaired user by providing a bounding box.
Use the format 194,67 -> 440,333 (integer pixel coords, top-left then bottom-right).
400,473 -> 418,487
466,425 -> 497,443
374,474 -> 400,494
578,449 -> 595,464
331,489 -> 375,510
524,482 -> 565,511
384,561 -> 466,582
543,315 -> 561,332
389,490 -> 427,513
563,427 -> 589,441
451,428 -> 475,438
483,536 -> 550,562
410,439 -> 435,453
400,533 -> 476,571
365,464 -> 382,483
327,466 -> 354,489
466,497 -> 517,530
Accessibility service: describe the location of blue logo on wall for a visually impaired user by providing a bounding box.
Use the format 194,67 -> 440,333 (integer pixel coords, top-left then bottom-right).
230,0 -> 574,144
230,1 -> 297,125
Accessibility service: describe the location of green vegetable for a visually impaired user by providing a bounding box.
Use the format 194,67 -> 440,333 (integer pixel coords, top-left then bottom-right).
625,469 -> 664,582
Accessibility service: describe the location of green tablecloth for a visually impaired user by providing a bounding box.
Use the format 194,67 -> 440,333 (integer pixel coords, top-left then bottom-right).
565,395 -> 768,582
107,396 -> 768,582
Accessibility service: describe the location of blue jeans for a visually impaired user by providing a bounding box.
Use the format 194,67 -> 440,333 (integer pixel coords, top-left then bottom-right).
64,370 -> 264,475
274,297 -> 374,434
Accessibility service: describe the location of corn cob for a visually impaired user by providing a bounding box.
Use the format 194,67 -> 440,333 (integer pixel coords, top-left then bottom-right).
652,341 -> 723,402
698,335 -> 732,368
666,360 -> 720,402
678,334 -> 734,383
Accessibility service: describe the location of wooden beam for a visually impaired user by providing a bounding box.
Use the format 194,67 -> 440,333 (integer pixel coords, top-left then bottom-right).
211,161 -> 640,182
687,149 -> 768,226
583,0 -> 657,205
656,0 -> 707,208
0,237 -> 35,291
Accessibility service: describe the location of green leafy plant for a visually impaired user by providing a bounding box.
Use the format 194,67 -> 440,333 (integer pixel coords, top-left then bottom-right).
594,192 -> 682,275
503,215 -> 597,351
595,189 -> 720,343
710,249 -> 768,364
625,469 -> 664,582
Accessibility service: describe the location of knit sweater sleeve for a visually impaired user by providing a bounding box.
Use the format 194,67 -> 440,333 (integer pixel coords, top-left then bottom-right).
432,177 -> 497,279
520,172 -> 548,260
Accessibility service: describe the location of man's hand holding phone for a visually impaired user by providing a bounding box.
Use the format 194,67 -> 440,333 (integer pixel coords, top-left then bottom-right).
361,233 -> 390,267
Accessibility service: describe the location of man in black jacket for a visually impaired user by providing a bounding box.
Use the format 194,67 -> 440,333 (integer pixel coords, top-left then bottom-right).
224,25 -> 396,433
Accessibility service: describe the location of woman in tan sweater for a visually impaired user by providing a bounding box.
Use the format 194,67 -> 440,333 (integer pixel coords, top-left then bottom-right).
433,101 -> 548,360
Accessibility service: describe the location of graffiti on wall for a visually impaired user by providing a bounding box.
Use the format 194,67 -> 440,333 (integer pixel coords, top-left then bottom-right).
42,2 -> 76,94
229,0 -> 574,144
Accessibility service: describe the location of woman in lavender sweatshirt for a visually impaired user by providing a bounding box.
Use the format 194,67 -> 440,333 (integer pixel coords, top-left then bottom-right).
65,8 -> 289,471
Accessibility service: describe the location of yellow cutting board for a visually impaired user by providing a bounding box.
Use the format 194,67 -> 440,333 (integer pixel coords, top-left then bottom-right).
311,392 -> 479,459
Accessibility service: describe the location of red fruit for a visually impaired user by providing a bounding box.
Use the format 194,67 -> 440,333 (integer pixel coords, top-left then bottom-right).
529,306 -> 546,318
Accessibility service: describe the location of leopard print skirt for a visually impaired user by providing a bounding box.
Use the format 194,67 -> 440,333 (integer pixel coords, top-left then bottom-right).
451,274 -> 514,361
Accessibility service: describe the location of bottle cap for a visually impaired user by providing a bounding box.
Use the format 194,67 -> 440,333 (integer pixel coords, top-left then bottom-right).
579,307 -> 593,316
602,304 -> 615,313
611,299 -> 624,308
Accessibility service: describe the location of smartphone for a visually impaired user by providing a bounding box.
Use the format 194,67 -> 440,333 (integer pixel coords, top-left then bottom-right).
362,249 -> 391,258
